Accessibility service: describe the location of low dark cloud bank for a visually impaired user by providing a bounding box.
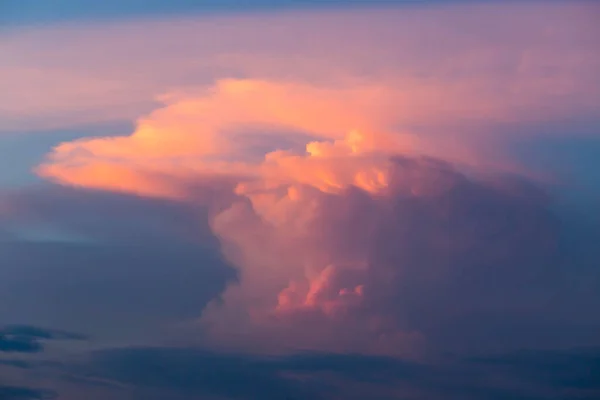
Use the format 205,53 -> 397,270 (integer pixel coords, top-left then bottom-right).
0,386 -> 54,400
0,324 -> 86,354
0,325 -> 84,400
45,345 -> 598,400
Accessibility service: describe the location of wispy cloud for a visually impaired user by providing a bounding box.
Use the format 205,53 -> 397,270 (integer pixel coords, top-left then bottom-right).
0,325 -> 86,354
1,1 -> 597,134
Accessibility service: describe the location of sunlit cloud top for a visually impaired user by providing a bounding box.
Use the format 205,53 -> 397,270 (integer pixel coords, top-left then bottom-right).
9,0 -> 592,358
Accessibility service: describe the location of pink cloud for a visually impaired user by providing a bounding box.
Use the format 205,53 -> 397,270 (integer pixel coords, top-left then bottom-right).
26,1 -> 600,356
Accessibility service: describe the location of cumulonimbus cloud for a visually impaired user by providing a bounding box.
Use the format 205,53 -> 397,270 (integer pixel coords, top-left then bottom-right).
34,78 -> 597,357
32,1 -> 600,357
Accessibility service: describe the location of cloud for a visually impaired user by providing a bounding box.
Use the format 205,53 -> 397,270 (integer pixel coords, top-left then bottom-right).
467,348 -> 600,393
0,325 -> 80,400
1,0 -> 597,362
1,326 -> 87,341
2,1 -> 599,399
0,360 -> 33,370
197,154 -> 596,356
0,386 -> 54,400
41,345 -> 600,400
0,185 -> 236,343
0,336 -> 41,354
28,65 -> 600,357
0,185 -> 240,399
0,6 -> 598,400
27,2 -> 600,357
34,119 -> 600,357
0,325 -> 85,354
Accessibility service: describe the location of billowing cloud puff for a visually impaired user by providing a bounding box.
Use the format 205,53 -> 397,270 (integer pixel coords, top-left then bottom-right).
198,155 -> 568,356
30,1 -> 600,357
34,78 -> 599,357
36,78 -> 434,203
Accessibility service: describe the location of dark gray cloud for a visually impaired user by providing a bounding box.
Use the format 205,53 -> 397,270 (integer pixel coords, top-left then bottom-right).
46,345 -> 600,400
0,337 -> 41,354
0,184 -> 235,342
0,185 -> 237,398
0,242 -> 234,343
0,325 -> 86,354
467,348 -> 600,393
1,184 -> 219,246
1,326 -> 87,341
0,360 -> 32,369
373,159 -> 600,353
0,386 -> 54,400
82,348 -> 323,400
0,325 -> 80,400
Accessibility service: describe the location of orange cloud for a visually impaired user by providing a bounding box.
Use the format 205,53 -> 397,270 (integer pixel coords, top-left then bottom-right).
36,78 -> 416,199
30,0 -> 599,356
32,68 -> 576,354
37,69 -> 558,199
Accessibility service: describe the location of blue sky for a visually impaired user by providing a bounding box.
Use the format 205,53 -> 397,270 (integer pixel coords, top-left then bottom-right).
1,0 -> 510,27
0,123 -> 130,187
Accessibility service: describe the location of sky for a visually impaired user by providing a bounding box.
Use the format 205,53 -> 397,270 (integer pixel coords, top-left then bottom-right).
1,0 -> 600,399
